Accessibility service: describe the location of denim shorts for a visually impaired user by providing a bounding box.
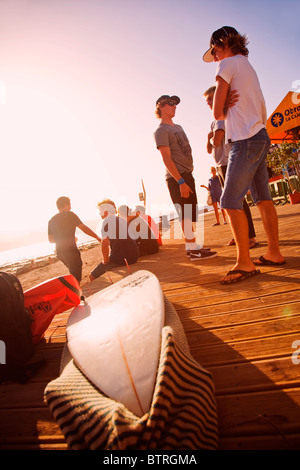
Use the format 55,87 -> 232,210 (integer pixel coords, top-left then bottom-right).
220,128 -> 271,210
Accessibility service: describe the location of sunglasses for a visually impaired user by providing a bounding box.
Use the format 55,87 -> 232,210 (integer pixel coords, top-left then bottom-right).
160,100 -> 176,107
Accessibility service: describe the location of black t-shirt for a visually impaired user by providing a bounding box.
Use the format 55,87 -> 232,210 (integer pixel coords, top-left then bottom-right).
48,211 -> 82,251
101,215 -> 139,264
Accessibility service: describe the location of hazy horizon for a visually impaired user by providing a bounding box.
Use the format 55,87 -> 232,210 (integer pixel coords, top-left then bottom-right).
1,0 -> 299,253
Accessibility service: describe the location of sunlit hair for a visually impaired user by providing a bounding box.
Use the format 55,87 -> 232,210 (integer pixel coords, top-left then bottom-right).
155,106 -> 162,119
97,198 -> 116,215
56,196 -> 70,210
214,32 -> 249,57
203,86 -> 216,97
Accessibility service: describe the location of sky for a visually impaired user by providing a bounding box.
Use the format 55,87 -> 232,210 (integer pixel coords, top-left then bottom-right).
0,0 -> 299,248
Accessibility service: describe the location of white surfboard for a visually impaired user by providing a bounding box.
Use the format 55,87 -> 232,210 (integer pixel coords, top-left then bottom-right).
66,270 -> 165,417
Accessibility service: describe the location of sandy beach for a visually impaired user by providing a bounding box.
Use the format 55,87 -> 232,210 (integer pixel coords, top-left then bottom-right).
1,215 -> 185,293
5,242 -> 103,292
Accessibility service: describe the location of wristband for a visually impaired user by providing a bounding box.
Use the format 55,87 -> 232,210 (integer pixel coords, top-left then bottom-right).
178,178 -> 185,185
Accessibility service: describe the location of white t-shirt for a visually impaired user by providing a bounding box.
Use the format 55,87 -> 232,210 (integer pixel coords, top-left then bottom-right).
216,55 -> 267,143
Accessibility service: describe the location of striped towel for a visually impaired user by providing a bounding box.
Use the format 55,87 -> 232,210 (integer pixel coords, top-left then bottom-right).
44,296 -> 218,450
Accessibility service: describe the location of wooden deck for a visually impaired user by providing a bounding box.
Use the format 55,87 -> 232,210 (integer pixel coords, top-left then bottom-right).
1,203 -> 300,450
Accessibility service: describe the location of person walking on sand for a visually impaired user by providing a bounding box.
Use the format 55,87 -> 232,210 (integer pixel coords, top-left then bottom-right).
201,166 -> 227,226
154,94 -> 217,261
203,85 -> 258,249
203,26 -> 285,284
48,196 -> 101,283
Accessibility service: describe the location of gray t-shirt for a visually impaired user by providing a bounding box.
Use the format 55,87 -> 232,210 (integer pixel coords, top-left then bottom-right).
154,123 -> 194,180
211,120 -> 229,167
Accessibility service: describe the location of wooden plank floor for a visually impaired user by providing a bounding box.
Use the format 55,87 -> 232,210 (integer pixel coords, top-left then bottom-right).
0,203 -> 300,450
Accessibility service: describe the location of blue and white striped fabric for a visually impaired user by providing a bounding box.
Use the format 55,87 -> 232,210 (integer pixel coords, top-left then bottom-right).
44,297 -> 218,450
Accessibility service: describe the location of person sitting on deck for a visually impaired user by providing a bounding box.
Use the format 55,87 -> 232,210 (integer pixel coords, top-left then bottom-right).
118,205 -> 159,257
134,205 -> 163,246
129,208 -> 159,257
117,205 -> 135,222
89,199 -> 138,281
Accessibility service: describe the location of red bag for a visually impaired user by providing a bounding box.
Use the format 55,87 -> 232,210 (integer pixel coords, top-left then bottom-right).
24,275 -> 82,344
142,215 -> 162,245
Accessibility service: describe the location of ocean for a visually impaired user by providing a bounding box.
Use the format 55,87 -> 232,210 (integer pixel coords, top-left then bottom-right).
0,235 -> 93,268
0,240 -> 57,267
0,206 -> 210,268
0,229 -> 98,268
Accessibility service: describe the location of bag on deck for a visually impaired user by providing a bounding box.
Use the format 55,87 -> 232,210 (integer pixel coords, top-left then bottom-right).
24,275 -> 82,344
0,271 -> 37,383
207,191 -> 213,206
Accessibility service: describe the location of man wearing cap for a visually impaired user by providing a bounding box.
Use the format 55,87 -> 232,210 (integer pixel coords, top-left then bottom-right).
154,95 -> 217,260
203,85 -> 258,247
203,26 -> 285,284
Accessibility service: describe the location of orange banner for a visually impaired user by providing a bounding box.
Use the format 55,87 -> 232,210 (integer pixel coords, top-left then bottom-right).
267,91 -> 300,142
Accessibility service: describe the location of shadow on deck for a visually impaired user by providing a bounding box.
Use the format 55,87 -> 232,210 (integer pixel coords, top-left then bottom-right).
0,203 -> 300,450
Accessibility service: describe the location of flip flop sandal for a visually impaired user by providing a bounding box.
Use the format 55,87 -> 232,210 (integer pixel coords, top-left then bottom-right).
221,269 -> 261,285
253,255 -> 286,266
226,238 -> 236,246
249,242 -> 259,249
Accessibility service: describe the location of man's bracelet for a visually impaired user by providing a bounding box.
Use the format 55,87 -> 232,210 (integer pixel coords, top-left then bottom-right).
178,178 -> 185,185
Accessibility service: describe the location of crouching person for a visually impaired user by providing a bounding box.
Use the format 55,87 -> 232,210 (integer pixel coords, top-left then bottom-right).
89,199 -> 139,281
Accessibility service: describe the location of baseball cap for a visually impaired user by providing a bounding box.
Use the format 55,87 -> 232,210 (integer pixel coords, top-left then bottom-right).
156,95 -> 181,106
203,26 -> 239,63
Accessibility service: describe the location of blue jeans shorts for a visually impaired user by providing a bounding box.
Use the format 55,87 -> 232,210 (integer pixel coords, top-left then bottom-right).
220,128 -> 271,210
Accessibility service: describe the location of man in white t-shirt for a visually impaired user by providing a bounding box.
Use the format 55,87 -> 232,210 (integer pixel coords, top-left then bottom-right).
203,26 -> 285,285
203,85 -> 258,247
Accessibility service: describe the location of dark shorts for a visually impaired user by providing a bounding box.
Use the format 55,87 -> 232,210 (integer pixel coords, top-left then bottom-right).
167,172 -> 198,222
136,238 -> 159,256
57,248 -> 82,283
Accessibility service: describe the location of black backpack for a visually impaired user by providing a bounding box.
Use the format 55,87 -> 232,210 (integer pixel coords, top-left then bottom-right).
0,271 -> 44,383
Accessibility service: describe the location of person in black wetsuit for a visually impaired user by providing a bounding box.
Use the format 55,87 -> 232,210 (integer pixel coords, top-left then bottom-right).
48,196 -> 101,283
